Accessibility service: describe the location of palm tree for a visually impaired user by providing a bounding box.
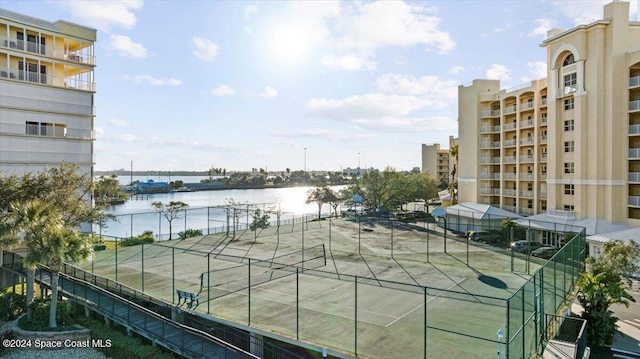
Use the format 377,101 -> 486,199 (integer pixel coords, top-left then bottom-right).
10,200 -> 62,320
449,143 -> 459,204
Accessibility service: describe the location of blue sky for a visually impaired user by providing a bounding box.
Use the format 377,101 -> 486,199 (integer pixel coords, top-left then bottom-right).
3,1 -> 638,173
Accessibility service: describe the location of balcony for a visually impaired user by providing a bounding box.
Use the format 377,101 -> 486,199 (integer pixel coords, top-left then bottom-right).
480,188 -> 501,195
631,100 -> 640,112
520,137 -> 534,146
629,148 -> 640,159
541,153 -> 548,162
480,109 -> 501,118
480,173 -> 500,180
540,191 -> 547,199
541,98 -> 547,107
503,173 -> 517,180
503,189 -> 516,197
480,141 -> 501,149
504,105 -> 517,114
541,116 -> 548,125
480,125 -> 501,133
520,173 -> 534,180
503,122 -> 517,131
0,35 -> 96,65
520,155 -> 534,162
540,135 -> 548,144
630,75 -> 640,88
630,125 -> 640,135
503,205 -> 517,213
480,157 -> 501,164
519,119 -> 534,128
519,190 -> 534,198
629,173 -> 640,183
503,139 -> 517,147
0,66 -> 95,92
503,156 -> 517,163
629,196 -> 640,207
519,208 -> 535,216
520,102 -> 535,111
540,173 -> 547,181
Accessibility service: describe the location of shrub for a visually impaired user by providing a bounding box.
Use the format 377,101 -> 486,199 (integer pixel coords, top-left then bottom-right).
19,297 -> 73,330
120,230 -> 155,247
0,328 -> 16,355
178,229 -> 203,240
0,289 -> 26,321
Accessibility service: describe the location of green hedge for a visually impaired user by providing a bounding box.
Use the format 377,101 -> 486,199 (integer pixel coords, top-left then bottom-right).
121,230 -> 155,247
0,289 -> 25,322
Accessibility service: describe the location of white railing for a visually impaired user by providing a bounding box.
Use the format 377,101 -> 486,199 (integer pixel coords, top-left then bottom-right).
629,196 -> 640,207
520,155 -> 534,162
0,92 -> 94,116
541,115 -> 548,124
1,150 -> 93,163
503,173 -> 517,180
480,173 -> 500,179
519,208 -> 535,216
481,125 -> 501,133
504,139 -> 517,147
541,98 -> 547,106
480,157 -> 501,164
630,75 -> 640,88
503,189 -> 517,197
480,141 -> 501,149
0,67 -> 94,92
504,105 -> 517,114
480,188 -> 501,195
480,110 -> 492,118
540,135 -> 548,143
520,102 -> 535,110
503,205 -> 517,213
630,125 -> 640,135
504,156 -> 517,163
629,173 -> 640,182
540,191 -> 547,199
548,209 -> 575,218
503,122 -> 517,130
520,173 -> 534,180
520,137 -> 534,145
520,119 -> 534,128
540,173 -> 547,181
630,100 -> 640,112
0,35 -> 96,65
541,153 -> 548,161
629,148 -> 640,158
519,190 -> 534,198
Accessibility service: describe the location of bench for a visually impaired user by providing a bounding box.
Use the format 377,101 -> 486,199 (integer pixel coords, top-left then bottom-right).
176,290 -> 199,309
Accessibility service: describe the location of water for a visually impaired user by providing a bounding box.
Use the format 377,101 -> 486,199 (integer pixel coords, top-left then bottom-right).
100,185 -> 345,239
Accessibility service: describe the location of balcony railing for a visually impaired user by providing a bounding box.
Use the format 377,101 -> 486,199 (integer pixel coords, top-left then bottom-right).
480,188 -> 501,195
503,189 -> 517,197
480,141 -> 501,149
629,196 -> 640,207
540,135 -> 548,144
630,75 -> 640,88
520,173 -> 534,180
629,148 -> 640,159
480,173 -> 500,180
0,35 -> 96,65
631,100 -> 640,112
504,105 -> 517,114
0,67 -> 95,92
503,205 -> 517,213
504,156 -> 517,163
541,98 -> 547,106
541,153 -> 548,161
540,173 -> 547,181
480,157 -> 501,164
629,173 -> 640,182
503,139 -> 517,147
503,122 -> 517,131
520,102 -> 535,110
630,124 -> 640,135
519,208 -> 535,216
480,109 -> 501,117
519,190 -> 534,198
540,191 -> 547,199
519,119 -> 534,128
480,125 -> 501,133
520,137 -> 534,145
520,155 -> 534,162
541,116 -> 548,124
503,173 -> 517,180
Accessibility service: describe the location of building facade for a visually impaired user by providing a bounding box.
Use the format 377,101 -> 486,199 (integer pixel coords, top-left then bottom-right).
0,9 -> 96,178
421,135 -> 457,183
458,1 -> 640,226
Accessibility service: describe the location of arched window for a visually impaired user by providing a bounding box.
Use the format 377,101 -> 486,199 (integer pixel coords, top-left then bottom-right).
563,54 -> 575,66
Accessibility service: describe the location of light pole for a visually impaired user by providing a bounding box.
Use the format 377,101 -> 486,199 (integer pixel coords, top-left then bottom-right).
304,147 -> 307,172
357,152 -> 360,177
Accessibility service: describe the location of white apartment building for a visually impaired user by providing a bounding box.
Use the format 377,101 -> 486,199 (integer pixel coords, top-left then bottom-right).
458,1 -> 640,227
0,9 -> 96,178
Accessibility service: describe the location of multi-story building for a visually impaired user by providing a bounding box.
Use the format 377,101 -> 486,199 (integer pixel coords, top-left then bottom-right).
0,9 -> 96,178
421,135 -> 457,183
458,0 -> 640,227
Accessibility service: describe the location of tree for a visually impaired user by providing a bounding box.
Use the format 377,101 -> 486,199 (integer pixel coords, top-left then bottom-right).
449,143 -> 459,204
249,209 -> 271,240
151,201 -> 189,240
94,175 -> 127,204
578,240 -> 639,347
306,186 -> 333,219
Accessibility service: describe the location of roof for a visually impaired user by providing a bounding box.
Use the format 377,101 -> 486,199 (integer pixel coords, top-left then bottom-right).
437,190 -> 450,200
445,202 -> 521,220
587,227 -> 640,244
514,213 -> 631,236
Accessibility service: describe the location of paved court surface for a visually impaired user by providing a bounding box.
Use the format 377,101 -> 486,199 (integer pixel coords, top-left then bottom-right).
84,218 -> 541,358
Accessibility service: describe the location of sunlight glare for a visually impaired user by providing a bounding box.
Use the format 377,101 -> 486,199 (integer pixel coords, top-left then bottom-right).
269,23 -> 314,63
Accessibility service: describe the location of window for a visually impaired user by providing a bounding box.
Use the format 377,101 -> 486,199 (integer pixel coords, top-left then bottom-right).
25,121 -> 66,137
564,141 -> 575,153
564,162 -> 574,174
564,184 -> 575,195
527,183 -> 533,191
541,201 -> 547,211
563,54 -> 575,66
564,73 -> 577,93
26,121 -> 39,135
563,205 -> 575,211
564,98 -> 574,110
564,119 -> 575,131
527,200 -> 533,209
541,165 -> 547,175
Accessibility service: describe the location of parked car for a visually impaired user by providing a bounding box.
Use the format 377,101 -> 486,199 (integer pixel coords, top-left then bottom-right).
510,240 -> 544,253
531,246 -> 558,259
468,231 -> 503,243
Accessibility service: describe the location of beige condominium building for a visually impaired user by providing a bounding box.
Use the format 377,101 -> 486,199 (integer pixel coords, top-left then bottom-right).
421,135 -> 458,183
458,0 -> 640,227
0,9 -> 96,178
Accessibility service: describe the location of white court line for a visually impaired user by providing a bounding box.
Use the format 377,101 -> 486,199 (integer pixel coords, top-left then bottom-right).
384,276 -> 468,328
309,282 -> 353,300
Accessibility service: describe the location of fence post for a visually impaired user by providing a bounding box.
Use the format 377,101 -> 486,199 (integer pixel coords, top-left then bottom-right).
141,244 -> 144,292
172,247 -> 175,304
302,216 -> 305,272
248,258 -> 251,326
391,219 -> 394,258
355,276 -> 358,357
115,237 -> 118,282
130,213 -> 133,240
521,289 -> 526,358
207,253 -> 211,315
296,268 -> 299,340
505,298 -> 510,359
424,286 -> 427,359
207,207 -> 210,235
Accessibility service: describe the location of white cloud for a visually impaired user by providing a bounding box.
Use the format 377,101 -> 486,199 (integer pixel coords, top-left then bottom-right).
258,86 -> 278,98
123,75 -> 181,86
308,93 -> 434,119
270,129 -> 377,141
349,116 -> 457,132
321,53 -> 376,71
485,64 -> 511,81
107,118 -> 128,127
528,18 -> 557,37
99,134 -> 138,143
376,73 -> 457,100
337,1 -> 455,54
527,61 -> 547,79
210,84 -> 235,96
109,35 -> 148,59
192,37 -> 220,62
60,0 -> 143,32
449,65 -> 464,75
550,0 -> 637,25
244,5 -> 258,20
